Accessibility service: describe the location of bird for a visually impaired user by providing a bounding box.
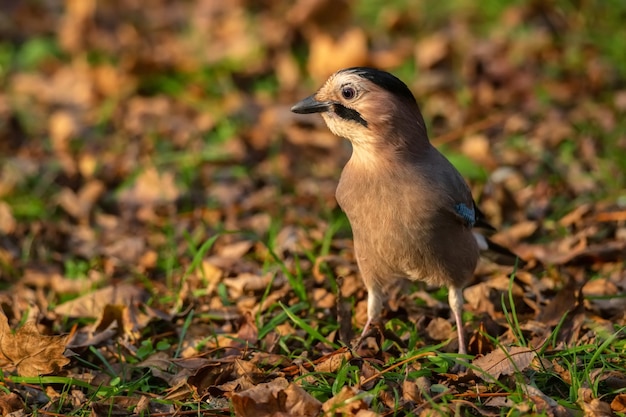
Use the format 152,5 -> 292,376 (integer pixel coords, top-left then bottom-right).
291,67 -> 522,357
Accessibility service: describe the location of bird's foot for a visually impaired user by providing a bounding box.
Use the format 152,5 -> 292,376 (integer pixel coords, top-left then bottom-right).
351,321 -> 383,354
450,360 -> 468,374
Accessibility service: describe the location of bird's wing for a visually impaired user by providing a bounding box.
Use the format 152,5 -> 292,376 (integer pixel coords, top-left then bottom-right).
448,199 -> 496,231
421,146 -> 496,231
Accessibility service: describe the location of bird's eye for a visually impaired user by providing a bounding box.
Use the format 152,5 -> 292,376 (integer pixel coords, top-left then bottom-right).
341,86 -> 356,100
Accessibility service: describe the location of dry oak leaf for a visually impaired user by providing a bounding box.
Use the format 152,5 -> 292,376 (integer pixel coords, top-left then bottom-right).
581,399 -> 614,417
472,346 -> 536,381
611,393 -> 626,413
0,311 -> 70,377
322,386 -> 372,416
231,377 -> 322,417
0,392 -> 26,415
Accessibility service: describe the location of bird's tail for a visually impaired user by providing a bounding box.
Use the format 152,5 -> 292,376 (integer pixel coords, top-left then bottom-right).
473,232 -> 526,267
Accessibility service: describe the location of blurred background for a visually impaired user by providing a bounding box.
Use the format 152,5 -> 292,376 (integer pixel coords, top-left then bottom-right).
0,0 -> 625,300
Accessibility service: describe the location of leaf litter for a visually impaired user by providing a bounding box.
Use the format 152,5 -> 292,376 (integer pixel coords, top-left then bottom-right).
1,0 -> 625,416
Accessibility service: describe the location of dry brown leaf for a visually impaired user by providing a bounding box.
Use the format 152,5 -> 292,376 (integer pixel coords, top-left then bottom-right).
287,0 -> 350,28
312,287 -> 336,309
464,283 -> 496,318
559,203 -> 592,227
188,358 -> 263,395
537,279 -> 579,326
234,311 -> 259,347
0,392 -> 25,415
49,110 -> 78,150
611,393 -> 626,413
22,265 -> 102,294
472,346 -> 536,381
54,284 -> 148,318
94,304 -> 127,333
188,361 -> 236,393
58,0 -> 95,53
518,239 -> 626,266
322,386 -> 370,416
67,328 -> 118,349
308,28 -> 368,81
194,260 -> 223,295
493,220 -> 539,244
314,350 -> 352,373
56,180 -> 105,222
216,239 -> 255,259
91,400 -> 135,417
224,272 -> 275,298
425,317 -> 453,342
0,201 -> 16,234
469,316 -> 508,355
102,236 -> 146,265
231,377 -> 322,417
118,167 -> 180,207
90,302 -> 151,340
137,352 -> 173,374
415,33 -> 449,69
461,134 -> 493,166
403,374 -> 430,403
250,352 -> 291,368
583,278 -> 626,316
520,383 -> 571,417
286,123 -> 340,149
579,395 -> 614,417
0,310 -> 70,376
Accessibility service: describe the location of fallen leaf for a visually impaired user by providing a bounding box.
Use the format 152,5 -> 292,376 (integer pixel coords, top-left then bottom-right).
611,393 -> 626,413
231,377 -> 322,417
118,166 -> 180,207
0,201 -> 16,234
559,203 -> 592,227
314,350 -> 352,373
91,401 -> 135,417
224,272 -> 275,298
403,374 -> 430,403
322,386 -> 370,416
579,396 -> 613,417
56,180 -> 105,222
54,284 -> 148,318
188,361 -> 236,393
250,352 -> 291,369
0,310 -> 70,376
308,28 -> 368,81
92,302 -> 150,340
425,317 -> 453,342
23,265 -> 102,294
415,33 -> 449,69
227,311 -> 258,355
0,392 -> 25,415
472,346 -> 536,381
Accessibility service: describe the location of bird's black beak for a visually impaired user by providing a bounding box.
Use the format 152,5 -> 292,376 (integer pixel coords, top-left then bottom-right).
291,95 -> 332,114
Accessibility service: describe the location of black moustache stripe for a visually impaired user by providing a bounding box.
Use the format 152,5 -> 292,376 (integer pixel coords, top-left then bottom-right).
333,103 -> 368,127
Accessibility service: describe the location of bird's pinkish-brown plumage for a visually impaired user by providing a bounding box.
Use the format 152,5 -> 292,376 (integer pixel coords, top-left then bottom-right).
291,67 -> 521,361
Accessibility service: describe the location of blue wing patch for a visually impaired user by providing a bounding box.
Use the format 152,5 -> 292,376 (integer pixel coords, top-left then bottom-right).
454,203 -> 476,227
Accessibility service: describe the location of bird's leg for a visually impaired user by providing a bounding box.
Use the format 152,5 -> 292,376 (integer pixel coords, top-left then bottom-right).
360,317 -> 373,338
364,286 -> 383,334
448,286 -> 467,356
353,286 -> 383,348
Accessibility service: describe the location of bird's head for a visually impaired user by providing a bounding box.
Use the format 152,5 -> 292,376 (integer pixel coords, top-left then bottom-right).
291,67 -> 427,148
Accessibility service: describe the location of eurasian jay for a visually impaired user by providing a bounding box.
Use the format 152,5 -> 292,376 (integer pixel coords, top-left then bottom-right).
291,67 -> 521,356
